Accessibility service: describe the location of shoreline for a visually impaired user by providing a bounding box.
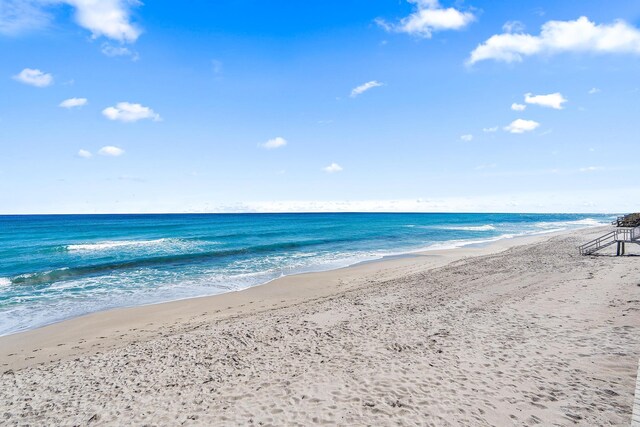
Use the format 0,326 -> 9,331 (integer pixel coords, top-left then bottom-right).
0,227 -> 584,371
1,224 -> 638,425
0,224 -> 598,339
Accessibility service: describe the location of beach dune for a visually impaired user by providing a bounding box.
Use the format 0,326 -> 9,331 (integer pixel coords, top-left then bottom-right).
0,227 -> 638,425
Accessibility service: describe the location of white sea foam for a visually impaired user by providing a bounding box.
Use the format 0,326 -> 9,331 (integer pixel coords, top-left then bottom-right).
0,277 -> 11,287
422,233 -> 518,251
441,224 -> 496,231
534,217 -> 605,230
407,224 -> 496,232
67,238 -> 175,252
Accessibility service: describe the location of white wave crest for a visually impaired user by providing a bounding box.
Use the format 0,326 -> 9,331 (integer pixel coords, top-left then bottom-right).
441,224 -> 496,231
534,218 -> 605,230
0,277 -> 11,287
67,238 -> 174,252
422,233 -> 516,251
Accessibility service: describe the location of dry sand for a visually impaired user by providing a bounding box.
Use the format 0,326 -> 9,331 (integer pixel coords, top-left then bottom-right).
0,227 -> 639,426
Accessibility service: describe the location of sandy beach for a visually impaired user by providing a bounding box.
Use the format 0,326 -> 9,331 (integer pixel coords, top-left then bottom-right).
1,226 -> 639,425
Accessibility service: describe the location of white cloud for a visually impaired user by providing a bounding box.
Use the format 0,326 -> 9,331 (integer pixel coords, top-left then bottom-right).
102,102 -> 161,122
524,92 -> 567,109
504,119 -> 540,134
350,80 -> 383,98
101,43 -> 139,59
59,97 -> 88,108
0,0 -> 141,43
588,87 -> 601,94
502,20 -> 525,33
511,103 -> 526,111
323,163 -> 343,173
468,16 -> 640,65
482,126 -> 498,133
460,134 -> 473,142
77,149 -> 92,158
0,0 -> 51,36
579,166 -> 604,172
259,137 -> 287,150
98,146 -> 125,156
377,0 -> 475,38
13,68 -> 53,87
63,0 -> 141,43
198,189 -> 636,215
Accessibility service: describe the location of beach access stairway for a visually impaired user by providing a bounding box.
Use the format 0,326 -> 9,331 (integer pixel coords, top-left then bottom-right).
579,225 -> 640,256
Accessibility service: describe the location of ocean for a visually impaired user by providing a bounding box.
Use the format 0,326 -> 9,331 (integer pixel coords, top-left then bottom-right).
0,213 -> 612,336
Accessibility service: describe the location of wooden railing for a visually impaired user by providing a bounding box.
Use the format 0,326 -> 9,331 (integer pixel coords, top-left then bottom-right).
579,225 -> 640,255
579,231 -> 617,255
616,226 -> 640,242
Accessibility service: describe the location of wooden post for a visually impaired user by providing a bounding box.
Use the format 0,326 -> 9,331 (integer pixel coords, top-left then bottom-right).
622,242 -> 626,256
617,242 -> 621,256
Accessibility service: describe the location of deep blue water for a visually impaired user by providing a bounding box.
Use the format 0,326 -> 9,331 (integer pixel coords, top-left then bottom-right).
0,213 -> 612,335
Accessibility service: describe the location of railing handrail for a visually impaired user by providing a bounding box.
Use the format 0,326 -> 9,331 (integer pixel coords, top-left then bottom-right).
615,225 -> 640,241
579,230 -> 616,251
579,224 -> 640,255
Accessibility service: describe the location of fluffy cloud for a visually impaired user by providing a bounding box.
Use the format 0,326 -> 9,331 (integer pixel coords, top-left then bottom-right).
482,126 -> 498,133
98,146 -> 125,156
259,137 -> 287,150
0,0 -> 141,42
588,87 -> 601,94
524,92 -> 567,109
511,103 -> 526,111
468,16 -> 640,65
377,0 -> 475,38
460,134 -> 473,142
77,149 -> 92,158
13,68 -> 53,87
323,163 -> 343,173
59,97 -> 88,108
504,119 -> 540,134
102,102 -> 161,122
62,0 -> 141,42
350,80 -> 383,98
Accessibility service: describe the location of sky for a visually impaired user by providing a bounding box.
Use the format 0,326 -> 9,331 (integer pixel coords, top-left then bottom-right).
1,0 -> 640,214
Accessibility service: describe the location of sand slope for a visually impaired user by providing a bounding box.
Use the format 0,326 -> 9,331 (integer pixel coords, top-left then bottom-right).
1,228 -> 639,425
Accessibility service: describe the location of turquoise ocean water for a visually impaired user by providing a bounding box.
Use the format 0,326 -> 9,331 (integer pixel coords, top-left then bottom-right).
0,213 -> 612,335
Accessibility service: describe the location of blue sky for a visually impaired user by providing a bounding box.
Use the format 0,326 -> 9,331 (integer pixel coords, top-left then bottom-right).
1,0 -> 640,214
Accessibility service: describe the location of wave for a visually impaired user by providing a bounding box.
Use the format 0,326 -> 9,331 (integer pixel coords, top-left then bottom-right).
10,237 -> 358,287
422,233 -> 517,251
0,277 -> 11,288
406,224 -> 496,232
440,224 -> 496,231
66,238 -> 177,252
534,217 -> 605,229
